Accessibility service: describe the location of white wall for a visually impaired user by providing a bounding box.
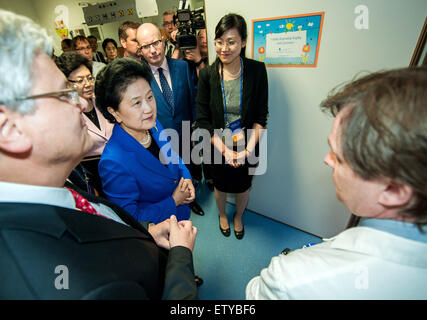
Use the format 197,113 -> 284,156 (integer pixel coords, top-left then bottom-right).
0,0 -> 38,22
204,0 -> 427,237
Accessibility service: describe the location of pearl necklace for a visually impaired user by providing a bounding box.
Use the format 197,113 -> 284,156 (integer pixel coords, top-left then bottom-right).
140,131 -> 151,146
223,65 -> 242,78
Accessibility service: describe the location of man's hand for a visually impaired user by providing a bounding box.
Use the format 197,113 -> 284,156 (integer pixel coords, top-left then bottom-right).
169,215 -> 197,252
148,219 -> 171,250
184,47 -> 202,63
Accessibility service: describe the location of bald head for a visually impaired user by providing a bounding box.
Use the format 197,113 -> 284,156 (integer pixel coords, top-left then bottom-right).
137,23 -> 162,39
136,23 -> 166,67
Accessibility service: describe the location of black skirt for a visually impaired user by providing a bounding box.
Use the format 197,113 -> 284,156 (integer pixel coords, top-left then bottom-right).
211,139 -> 258,193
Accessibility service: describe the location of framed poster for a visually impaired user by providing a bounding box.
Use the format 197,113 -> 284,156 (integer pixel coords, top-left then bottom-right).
252,12 -> 324,67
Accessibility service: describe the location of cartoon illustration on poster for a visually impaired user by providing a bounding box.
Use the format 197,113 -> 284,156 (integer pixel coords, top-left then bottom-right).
252,12 -> 324,67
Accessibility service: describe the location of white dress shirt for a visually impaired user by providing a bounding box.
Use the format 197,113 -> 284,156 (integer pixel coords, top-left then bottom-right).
0,181 -> 128,226
246,219 -> 427,299
148,58 -> 173,92
92,61 -> 106,78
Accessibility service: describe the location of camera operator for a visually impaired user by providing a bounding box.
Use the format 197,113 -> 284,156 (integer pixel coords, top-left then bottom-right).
184,29 -> 208,79
162,10 -> 179,58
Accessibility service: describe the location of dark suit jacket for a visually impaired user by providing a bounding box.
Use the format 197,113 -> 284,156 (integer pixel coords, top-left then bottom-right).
0,189 -> 197,300
149,57 -> 195,138
196,57 -> 269,136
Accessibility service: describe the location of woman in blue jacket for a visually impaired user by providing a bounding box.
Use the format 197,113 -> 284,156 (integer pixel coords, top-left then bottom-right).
95,58 -> 195,224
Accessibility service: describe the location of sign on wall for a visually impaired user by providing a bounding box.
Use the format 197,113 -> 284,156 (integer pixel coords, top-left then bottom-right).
252,12 -> 324,67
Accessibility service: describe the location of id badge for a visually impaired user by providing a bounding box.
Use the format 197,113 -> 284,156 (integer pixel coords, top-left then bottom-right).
227,119 -> 244,143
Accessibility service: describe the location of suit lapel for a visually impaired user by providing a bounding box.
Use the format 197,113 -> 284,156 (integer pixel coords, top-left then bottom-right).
0,202 -> 152,244
241,58 -> 250,124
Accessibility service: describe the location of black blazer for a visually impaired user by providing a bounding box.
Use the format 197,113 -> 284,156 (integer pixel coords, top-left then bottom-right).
196,57 -> 269,136
0,189 -> 197,300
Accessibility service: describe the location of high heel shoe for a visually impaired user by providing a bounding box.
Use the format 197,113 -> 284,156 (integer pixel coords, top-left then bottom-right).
233,213 -> 245,240
234,227 -> 245,240
218,215 -> 230,237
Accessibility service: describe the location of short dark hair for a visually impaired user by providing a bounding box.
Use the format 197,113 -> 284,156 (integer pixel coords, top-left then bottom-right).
61,38 -> 72,48
118,21 -> 141,41
72,35 -> 89,49
54,51 -> 93,77
95,58 -> 153,123
215,13 -> 247,58
320,67 -> 427,225
102,38 -> 118,52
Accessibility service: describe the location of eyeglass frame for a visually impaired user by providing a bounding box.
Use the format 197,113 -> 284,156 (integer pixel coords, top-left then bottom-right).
17,86 -> 81,106
163,21 -> 175,27
75,45 -> 92,52
68,74 -> 95,85
214,40 -> 241,48
138,39 -> 163,53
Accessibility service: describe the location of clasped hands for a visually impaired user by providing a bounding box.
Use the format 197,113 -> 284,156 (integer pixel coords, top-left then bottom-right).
223,147 -> 249,168
172,177 -> 195,206
148,215 -> 197,252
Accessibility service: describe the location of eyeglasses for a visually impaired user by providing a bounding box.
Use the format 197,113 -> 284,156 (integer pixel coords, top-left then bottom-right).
68,75 -> 94,85
214,40 -> 239,48
75,45 -> 91,52
163,21 -> 175,27
17,87 -> 80,106
138,39 -> 162,52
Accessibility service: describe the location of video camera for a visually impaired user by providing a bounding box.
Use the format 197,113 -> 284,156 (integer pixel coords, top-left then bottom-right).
175,0 -> 205,50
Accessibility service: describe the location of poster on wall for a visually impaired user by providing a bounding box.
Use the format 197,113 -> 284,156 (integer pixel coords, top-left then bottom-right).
252,12 -> 324,67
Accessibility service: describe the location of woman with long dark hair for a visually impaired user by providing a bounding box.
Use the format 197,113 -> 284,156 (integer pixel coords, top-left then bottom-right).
196,13 -> 269,239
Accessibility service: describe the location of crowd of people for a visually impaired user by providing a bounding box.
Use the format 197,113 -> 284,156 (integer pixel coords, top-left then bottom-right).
0,7 -> 426,300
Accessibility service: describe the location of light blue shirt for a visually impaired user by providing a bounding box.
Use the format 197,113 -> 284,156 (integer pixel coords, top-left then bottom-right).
360,218 -> 427,243
0,181 -> 128,226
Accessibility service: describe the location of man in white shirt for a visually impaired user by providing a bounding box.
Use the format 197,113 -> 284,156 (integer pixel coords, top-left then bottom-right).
0,9 -> 198,300
246,68 -> 427,299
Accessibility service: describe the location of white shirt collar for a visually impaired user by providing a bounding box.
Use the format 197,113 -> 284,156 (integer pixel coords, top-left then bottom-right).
0,181 -> 75,210
148,57 -> 169,75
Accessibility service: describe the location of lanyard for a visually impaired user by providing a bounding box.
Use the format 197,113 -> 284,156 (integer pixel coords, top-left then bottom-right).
221,57 -> 243,126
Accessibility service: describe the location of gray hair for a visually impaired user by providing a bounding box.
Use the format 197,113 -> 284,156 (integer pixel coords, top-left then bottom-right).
0,9 -> 53,113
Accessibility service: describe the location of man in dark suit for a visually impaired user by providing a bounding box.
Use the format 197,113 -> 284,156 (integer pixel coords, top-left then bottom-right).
136,23 -> 205,216
0,9 -> 198,300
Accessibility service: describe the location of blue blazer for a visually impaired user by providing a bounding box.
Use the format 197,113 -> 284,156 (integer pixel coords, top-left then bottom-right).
98,120 -> 192,224
150,57 -> 195,137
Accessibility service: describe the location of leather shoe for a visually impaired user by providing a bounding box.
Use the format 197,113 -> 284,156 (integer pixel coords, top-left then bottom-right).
190,201 -> 204,216
218,215 -> 230,237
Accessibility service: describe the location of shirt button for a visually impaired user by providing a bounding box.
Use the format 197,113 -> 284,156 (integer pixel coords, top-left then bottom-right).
174,180 -> 178,184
